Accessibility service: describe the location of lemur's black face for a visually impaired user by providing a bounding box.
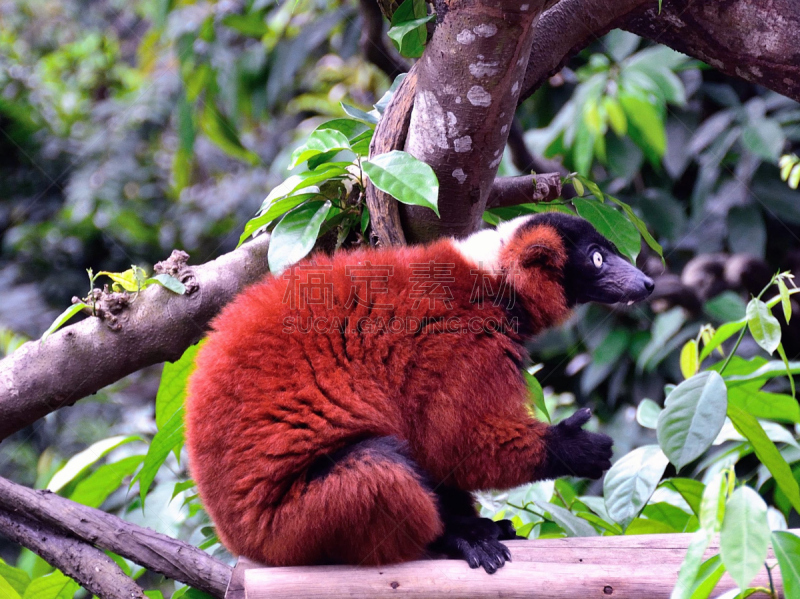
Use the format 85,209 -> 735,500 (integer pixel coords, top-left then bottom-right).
523,213 -> 654,306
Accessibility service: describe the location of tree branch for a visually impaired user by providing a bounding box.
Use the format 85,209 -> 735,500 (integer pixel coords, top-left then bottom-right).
624,0 -> 800,103
486,173 -> 562,208
397,0 -> 550,242
0,477 -> 232,598
0,233 -> 270,441
0,508 -> 145,599
359,0 -> 409,80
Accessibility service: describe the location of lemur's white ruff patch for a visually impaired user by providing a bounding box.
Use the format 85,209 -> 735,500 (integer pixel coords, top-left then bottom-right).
452,215 -> 535,272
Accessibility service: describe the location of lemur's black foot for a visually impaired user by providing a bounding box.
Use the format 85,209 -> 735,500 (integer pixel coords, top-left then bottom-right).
430,516 -> 517,573
543,408 -> 613,480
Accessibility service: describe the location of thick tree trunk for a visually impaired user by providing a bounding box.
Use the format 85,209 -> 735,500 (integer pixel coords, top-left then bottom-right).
398,0 -> 548,242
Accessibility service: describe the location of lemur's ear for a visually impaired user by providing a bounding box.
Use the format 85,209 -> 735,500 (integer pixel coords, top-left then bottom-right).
512,225 -> 567,270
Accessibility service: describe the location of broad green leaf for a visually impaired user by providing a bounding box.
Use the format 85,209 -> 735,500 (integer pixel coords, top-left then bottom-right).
636,398 -> 662,429
661,478 -> 705,517
688,555 -> 726,599
641,502 -> 696,532
288,129 -> 351,169
699,472 -> 727,534
145,591 -> 165,599
238,193 -> 320,247
699,320 -> 746,361
70,455 -> 144,508
741,119 -> 785,162
719,486 -> 770,591
746,298 -> 781,355
704,291 -> 748,323
316,118 -> 372,138
603,97 -> 627,136
525,371 -> 549,423
146,274 -> 186,295
619,91 -> 667,158
21,571 -> 78,599
388,15 -> 435,58
268,200 -> 333,274
48,435 -> 140,493
779,279 -> 792,323
0,562 -> 29,596
727,404 -> 800,513
657,372 -> 728,470
136,407 -> 185,504
670,531 -> 712,599
625,518 -> 677,535
573,198 -> 640,262
534,501 -> 598,537
172,479 -> 196,500
340,102 -> 380,125
680,339 -> 699,379
97,267 -> 146,292
728,387 -> 800,423
363,151 -> 439,215
603,445 -> 669,529
606,195 -> 664,259
771,531 -> 800,599
200,102 -> 259,165
374,74 -> 407,116
0,573 -> 22,599
156,344 -> 201,430
40,303 -> 88,343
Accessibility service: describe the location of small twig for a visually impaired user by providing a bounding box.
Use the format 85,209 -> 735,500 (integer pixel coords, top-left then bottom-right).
486,174 -> 563,208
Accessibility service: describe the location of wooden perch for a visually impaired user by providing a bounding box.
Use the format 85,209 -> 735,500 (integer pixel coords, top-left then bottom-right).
231,531 -> 793,599
487,174 -> 562,208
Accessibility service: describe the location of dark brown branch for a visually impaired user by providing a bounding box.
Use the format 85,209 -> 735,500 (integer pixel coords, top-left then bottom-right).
0,234 -> 270,441
398,0 -> 550,242
359,0 -> 409,79
0,508 -> 145,599
0,477 -> 232,598
487,173 -> 562,208
624,0 -> 800,103
520,0 -> 645,102
365,65 -> 419,247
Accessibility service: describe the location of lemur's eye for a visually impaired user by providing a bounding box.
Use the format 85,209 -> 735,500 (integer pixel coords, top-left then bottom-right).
592,251 -> 603,268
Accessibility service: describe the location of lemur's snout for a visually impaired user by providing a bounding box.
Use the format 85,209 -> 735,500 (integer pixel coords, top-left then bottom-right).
643,276 -> 655,295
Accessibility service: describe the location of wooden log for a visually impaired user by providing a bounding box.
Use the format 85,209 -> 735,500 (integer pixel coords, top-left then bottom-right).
237,531 -> 797,599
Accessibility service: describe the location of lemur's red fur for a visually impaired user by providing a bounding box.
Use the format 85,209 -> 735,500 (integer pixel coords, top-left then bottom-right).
186,224 -> 570,566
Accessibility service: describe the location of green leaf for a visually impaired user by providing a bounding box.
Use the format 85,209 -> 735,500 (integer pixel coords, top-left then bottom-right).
699,473 -> 727,534
388,0 -> 431,58
661,478 -> 705,517
680,339 -> 699,379
238,193 -> 319,247
741,119 -> 785,162
670,532 -> 712,599
316,118 -> 372,138
727,404 -> 800,514
388,15 -> 435,58
776,343 -> 796,399
603,97 -> 627,136
636,398 -> 662,429
607,196 -> 664,259
727,387 -> 800,423
288,129 -> 352,170
21,571 -> 78,599
40,303 -> 88,343
723,359 -> 800,387
156,344 -> 201,430
136,407 -> 185,505
779,279 -> 792,324
200,102 -> 259,165
48,435 -> 140,493
657,372 -> 728,470
340,102 -> 380,126
771,531 -> 800,599
525,371 -> 549,423
534,501 -> 598,537
619,91 -> 667,158
704,291 -> 748,323
746,298 -> 781,355
0,562 -> 29,597
604,445 -> 669,529
70,455 -> 144,508
699,320 -> 746,361
0,575 -> 21,599
172,479 -> 196,500
147,274 -> 186,295
268,200 -> 333,274
573,198 -> 640,262
363,151 -> 439,216
719,486 -> 770,591
688,555 -> 726,599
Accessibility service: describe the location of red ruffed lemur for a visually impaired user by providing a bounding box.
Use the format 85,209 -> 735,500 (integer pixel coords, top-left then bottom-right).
186,213 -> 654,573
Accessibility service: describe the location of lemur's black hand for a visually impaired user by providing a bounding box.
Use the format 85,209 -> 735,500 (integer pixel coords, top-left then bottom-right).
543,408 -> 613,480
429,516 -> 515,574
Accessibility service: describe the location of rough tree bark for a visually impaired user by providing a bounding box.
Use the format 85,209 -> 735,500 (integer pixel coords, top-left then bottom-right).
398,0 -> 548,242
0,477 -> 232,598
